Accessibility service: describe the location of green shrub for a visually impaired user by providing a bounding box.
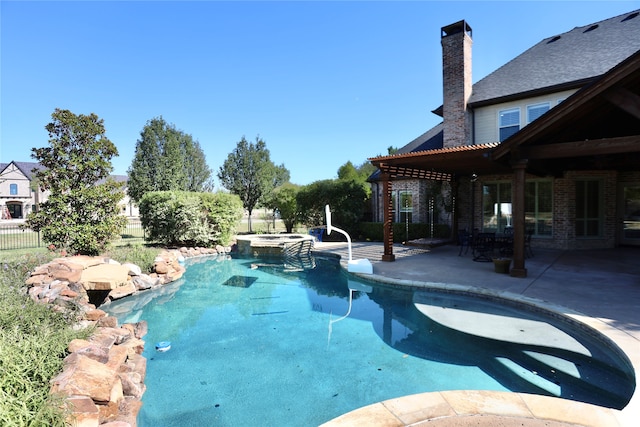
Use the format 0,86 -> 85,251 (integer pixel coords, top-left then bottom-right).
0,255 -> 91,426
102,244 -> 161,274
200,192 -> 244,245
139,191 -> 243,247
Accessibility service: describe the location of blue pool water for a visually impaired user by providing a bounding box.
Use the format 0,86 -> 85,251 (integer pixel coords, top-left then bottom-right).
105,255 -> 634,426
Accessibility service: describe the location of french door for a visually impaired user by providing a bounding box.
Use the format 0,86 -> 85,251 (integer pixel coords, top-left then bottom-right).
619,183 -> 640,246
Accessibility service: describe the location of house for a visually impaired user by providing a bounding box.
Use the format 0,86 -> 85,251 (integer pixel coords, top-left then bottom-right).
0,161 -> 139,219
368,10 -> 640,277
0,161 -> 47,219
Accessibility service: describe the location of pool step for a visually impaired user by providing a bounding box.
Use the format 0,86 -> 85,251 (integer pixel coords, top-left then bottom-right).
495,349 -> 632,407
283,239 -> 314,257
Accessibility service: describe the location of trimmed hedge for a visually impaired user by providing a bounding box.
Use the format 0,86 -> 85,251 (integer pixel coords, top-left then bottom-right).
139,191 -> 243,247
357,222 -> 451,243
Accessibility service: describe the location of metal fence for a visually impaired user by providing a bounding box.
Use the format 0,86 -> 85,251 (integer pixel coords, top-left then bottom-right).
0,218 -> 145,251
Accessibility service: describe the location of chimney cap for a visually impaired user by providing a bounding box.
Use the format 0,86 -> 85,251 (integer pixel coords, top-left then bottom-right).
441,20 -> 472,38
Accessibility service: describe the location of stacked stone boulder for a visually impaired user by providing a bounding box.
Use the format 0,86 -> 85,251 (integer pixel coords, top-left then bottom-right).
23,246 -> 231,427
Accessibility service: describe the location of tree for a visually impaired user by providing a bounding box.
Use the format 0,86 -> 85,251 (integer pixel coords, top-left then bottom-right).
297,179 -> 368,235
337,161 -> 360,182
337,160 -> 376,199
25,108 -> 127,255
127,117 -> 212,202
270,183 -> 301,233
218,136 -> 289,232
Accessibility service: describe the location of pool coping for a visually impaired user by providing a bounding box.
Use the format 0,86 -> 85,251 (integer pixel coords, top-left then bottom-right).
314,245 -> 639,427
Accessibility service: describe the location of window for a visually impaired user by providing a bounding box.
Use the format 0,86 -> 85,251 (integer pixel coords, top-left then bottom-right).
527,103 -> 550,124
398,191 -> 413,223
10,184 -> 17,195
499,108 -> 520,142
575,179 -> 602,237
482,182 -> 511,232
525,180 -> 553,236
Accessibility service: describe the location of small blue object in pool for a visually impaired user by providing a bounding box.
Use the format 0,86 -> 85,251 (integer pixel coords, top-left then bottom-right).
155,341 -> 171,352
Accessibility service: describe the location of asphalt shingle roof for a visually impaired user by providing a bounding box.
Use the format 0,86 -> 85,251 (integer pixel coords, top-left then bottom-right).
0,161 -> 44,181
468,9 -> 640,106
397,123 -> 444,154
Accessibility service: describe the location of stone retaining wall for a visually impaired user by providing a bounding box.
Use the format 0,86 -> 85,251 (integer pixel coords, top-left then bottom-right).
23,246 -> 230,427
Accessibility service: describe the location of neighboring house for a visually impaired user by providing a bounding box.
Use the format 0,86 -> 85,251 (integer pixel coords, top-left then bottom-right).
106,174 -> 140,218
0,161 -> 47,219
0,161 -> 138,219
368,10 -> 640,277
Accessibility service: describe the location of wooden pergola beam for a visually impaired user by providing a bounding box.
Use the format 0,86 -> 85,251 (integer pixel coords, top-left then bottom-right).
375,163 -> 452,181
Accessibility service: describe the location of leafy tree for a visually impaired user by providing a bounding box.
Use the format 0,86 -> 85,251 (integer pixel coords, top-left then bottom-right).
270,183 -> 301,233
127,117 -> 212,202
297,179 -> 368,236
337,161 -> 360,182
338,160 -> 376,192
25,108 -> 127,255
218,136 -> 289,232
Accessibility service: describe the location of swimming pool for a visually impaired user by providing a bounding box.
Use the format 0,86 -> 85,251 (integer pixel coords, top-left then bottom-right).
105,254 -> 635,426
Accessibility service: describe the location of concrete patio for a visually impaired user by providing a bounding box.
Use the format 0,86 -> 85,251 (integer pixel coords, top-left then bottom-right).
313,241 -> 640,427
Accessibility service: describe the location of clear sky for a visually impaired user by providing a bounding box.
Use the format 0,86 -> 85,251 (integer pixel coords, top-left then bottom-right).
2,0 -> 638,187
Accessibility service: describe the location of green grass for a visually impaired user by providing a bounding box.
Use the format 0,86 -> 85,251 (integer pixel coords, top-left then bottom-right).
102,244 -> 161,273
0,244 -> 161,425
0,253 -> 92,426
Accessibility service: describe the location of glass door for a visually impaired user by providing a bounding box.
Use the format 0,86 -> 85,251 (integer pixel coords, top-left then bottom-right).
620,184 -> 640,246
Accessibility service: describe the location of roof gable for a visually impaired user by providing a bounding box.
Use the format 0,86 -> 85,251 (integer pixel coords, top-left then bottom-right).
491,48 -> 640,175
0,161 -> 43,181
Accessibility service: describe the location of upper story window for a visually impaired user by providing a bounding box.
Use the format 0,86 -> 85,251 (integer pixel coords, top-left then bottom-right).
527,102 -> 550,124
499,108 -> 520,142
10,184 -> 18,195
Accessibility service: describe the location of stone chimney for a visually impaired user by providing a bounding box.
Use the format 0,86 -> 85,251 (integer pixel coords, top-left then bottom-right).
441,20 -> 472,147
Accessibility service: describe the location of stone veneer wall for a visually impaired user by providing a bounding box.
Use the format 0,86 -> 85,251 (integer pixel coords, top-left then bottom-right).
23,246 -> 230,427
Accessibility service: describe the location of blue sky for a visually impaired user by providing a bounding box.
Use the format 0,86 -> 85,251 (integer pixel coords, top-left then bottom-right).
2,1 -> 639,187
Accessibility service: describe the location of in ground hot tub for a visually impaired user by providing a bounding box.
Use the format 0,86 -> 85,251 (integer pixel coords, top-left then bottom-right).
236,234 -> 315,257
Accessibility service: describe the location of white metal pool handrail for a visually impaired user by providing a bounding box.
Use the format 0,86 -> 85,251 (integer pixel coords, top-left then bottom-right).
325,204 -> 352,261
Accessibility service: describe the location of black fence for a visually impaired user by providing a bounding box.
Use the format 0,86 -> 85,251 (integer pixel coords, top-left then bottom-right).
0,218 -> 145,251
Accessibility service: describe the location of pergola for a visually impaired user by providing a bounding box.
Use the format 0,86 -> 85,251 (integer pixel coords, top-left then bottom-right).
369,50 -> 640,277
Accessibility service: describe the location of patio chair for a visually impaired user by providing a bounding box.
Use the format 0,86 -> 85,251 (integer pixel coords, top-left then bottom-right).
472,232 -> 495,262
457,229 -> 471,256
525,230 -> 534,258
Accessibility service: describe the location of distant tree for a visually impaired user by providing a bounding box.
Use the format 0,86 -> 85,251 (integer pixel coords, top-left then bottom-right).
387,146 -> 399,155
25,108 -> 127,255
218,136 -> 289,232
269,183 -> 301,233
297,179 -> 367,235
337,161 -> 360,182
127,117 -> 212,202
337,160 -> 376,197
